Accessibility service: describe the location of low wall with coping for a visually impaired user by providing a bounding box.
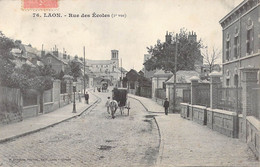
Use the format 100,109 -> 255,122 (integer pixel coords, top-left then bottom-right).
43,102 -> 54,114
180,103 -> 237,137
211,109 -> 236,138
180,103 -> 189,118
246,116 -> 260,160
207,109 -> 213,129
238,114 -> 245,141
22,105 -> 38,119
187,104 -> 193,120
192,105 -> 207,125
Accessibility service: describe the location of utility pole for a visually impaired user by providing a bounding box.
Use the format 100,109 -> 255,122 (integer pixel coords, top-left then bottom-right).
83,46 -> 86,95
173,33 -> 178,112
121,58 -> 123,87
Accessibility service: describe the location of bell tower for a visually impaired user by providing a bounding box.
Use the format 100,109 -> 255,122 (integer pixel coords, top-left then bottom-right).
111,50 -> 119,68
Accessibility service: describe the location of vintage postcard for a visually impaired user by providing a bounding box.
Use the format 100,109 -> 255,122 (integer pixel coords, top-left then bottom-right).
0,0 -> 259,166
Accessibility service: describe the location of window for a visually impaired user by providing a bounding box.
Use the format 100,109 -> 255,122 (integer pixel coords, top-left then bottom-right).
246,28 -> 253,54
47,57 -> 51,64
226,40 -> 230,61
163,82 -> 166,89
246,18 -> 254,55
234,36 -> 239,58
234,74 -> 239,87
226,79 -> 230,87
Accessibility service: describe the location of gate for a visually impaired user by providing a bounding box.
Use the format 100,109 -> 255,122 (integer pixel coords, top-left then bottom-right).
183,89 -> 191,103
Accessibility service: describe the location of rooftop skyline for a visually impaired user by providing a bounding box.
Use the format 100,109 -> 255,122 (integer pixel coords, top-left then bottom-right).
0,0 -> 242,71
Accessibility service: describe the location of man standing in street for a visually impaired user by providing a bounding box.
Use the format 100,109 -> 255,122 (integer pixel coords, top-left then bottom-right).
105,97 -> 111,114
163,98 -> 169,115
85,91 -> 89,104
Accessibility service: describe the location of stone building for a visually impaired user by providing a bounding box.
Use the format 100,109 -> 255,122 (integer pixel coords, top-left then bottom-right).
86,50 -> 123,86
219,0 -> 260,159
152,69 -> 173,99
219,0 -> 260,87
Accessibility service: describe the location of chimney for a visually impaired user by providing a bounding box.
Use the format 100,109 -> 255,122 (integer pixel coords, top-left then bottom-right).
53,46 -> 59,57
63,51 -> 67,59
41,50 -> 45,58
165,31 -> 172,44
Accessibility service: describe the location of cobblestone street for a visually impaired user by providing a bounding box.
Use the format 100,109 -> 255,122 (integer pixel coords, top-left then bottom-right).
0,91 -> 160,167
0,91 -> 259,166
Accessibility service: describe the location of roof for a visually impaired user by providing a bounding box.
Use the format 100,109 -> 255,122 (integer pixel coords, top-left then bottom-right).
45,52 -> 68,65
87,59 -> 113,65
118,67 -> 128,73
153,69 -> 173,77
219,0 -> 248,24
23,45 -> 40,56
166,70 -> 200,84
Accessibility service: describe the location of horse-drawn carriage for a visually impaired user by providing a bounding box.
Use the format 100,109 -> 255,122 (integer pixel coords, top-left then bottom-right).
109,88 -> 130,119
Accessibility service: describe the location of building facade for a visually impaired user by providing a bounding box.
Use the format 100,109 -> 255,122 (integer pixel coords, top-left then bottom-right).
86,50 -> 122,85
219,0 -> 260,87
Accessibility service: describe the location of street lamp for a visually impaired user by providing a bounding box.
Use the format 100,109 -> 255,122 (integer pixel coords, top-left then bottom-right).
72,81 -> 77,113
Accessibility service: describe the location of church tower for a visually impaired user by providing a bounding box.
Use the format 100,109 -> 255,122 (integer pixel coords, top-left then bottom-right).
111,50 -> 119,68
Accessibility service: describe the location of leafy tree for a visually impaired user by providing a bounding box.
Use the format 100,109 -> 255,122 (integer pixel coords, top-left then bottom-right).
32,65 -> 55,113
144,29 -> 203,73
68,60 -> 82,81
0,31 -> 15,59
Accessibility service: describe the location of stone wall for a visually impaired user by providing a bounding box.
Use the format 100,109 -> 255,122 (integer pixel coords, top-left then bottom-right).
211,109 -> 236,138
22,105 -> 38,119
180,103 -> 237,138
246,116 -> 260,160
52,80 -> 61,110
192,105 -> 207,125
43,102 -> 54,114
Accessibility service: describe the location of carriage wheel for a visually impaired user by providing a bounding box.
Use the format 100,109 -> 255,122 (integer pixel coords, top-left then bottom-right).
127,101 -> 130,116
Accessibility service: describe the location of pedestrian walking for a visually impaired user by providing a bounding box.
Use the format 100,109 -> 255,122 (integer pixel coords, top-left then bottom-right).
85,91 -> 89,104
78,91 -> 82,102
163,98 -> 169,115
105,97 -> 111,114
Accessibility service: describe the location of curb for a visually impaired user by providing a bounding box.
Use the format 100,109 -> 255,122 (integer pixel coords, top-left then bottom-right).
128,96 -> 164,165
0,92 -> 100,144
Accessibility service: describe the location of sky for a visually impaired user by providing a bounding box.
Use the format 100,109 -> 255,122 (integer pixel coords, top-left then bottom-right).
0,0 -> 242,71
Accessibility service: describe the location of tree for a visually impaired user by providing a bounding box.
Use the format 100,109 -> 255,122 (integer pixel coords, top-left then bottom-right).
68,60 -> 82,81
202,47 -> 221,73
0,31 -> 15,59
144,28 -> 203,73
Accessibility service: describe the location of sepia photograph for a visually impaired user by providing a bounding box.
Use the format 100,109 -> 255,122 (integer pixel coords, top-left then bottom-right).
0,0 -> 259,166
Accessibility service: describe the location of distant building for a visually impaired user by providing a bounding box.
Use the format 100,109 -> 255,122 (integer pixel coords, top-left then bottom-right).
125,69 -> 152,97
219,0 -> 260,87
41,50 -> 69,74
14,40 -> 42,66
86,50 -> 123,86
152,69 -> 173,99
143,31 -> 203,80
200,64 -> 222,80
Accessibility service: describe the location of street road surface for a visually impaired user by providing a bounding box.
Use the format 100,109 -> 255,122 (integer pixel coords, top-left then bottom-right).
0,91 -> 160,167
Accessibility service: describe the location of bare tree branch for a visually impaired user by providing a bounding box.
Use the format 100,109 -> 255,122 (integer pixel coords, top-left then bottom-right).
202,47 -> 221,73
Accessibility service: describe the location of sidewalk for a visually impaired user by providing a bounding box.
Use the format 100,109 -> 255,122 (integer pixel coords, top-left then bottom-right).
129,94 -> 259,166
128,94 -> 164,113
0,91 -> 98,143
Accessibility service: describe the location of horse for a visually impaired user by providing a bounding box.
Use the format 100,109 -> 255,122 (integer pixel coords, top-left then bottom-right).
109,100 -> 118,119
